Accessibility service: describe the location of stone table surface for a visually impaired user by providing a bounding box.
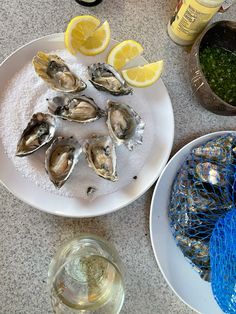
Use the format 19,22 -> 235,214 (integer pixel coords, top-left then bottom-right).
0,1 -> 235,313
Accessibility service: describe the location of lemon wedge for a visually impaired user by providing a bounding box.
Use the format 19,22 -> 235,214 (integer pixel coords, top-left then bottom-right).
65,16 -> 110,56
121,61 -> 164,87
78,21 -> 111,56
107,40 -> 144,70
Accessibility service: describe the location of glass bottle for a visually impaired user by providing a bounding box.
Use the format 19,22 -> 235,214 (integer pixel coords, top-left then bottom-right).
167,0 -> 225,45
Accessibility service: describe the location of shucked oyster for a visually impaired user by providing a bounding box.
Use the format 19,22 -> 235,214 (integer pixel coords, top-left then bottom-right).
33,52 -> 86,93
45,137 -> 82,188
48,95 -> 105,123
106,100 -> 145,151
88,63 -> 133,96
16,113 -> 56,157
83,135 -> 117,181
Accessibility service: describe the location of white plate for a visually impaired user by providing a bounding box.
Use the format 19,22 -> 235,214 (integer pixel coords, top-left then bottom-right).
149,131 -> 236,314
0,33 -> 174,217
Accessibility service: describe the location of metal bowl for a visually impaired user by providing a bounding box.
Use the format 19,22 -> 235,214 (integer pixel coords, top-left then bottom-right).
189,20 -> 236,115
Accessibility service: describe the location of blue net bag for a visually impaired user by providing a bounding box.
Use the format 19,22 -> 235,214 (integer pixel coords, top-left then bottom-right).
169,134 -> 236,281
210,208 -> 236,314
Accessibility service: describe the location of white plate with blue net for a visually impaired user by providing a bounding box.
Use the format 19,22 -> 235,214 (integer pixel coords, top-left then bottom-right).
150,131 -> 236,314
0,33 -> 174,217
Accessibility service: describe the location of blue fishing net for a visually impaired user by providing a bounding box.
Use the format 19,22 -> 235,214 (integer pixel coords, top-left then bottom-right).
169,134 -> 236,281
210,208 -> 236,314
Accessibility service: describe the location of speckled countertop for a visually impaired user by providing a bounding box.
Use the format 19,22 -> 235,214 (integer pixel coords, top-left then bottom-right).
0,1 -> 235,313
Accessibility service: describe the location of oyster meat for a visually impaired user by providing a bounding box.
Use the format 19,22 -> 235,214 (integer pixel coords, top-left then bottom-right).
45,137 -> 82,188
48,95 -> 105,123
88,63 -> 133,96
106,100 -> 145,151
83,135 -> 117,181
16,113 -> 56,157
33,51 -> 86,93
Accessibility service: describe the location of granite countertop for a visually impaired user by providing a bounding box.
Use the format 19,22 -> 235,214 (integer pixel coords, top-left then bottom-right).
0,1 -> 235,313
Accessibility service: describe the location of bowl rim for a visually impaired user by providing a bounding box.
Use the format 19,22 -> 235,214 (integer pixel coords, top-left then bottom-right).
192,20 -> 236,110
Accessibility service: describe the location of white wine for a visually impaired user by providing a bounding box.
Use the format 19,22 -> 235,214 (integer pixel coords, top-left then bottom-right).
48,236 -> 125,314
51,255 -> 124,313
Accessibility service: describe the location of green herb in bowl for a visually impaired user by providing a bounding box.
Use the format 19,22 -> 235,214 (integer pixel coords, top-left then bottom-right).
200,47 -> 236,106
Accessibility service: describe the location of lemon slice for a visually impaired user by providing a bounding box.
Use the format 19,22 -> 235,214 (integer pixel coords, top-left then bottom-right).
107,40 -> 144,70
78,21 -> 111,56
65,15 -> 100,55
122,61 -> 164,87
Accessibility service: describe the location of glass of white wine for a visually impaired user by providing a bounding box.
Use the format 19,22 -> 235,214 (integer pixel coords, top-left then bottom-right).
48,234 -> 125,314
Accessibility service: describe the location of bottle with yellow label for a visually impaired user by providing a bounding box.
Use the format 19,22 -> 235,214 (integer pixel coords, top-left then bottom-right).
168,0 -> 225,45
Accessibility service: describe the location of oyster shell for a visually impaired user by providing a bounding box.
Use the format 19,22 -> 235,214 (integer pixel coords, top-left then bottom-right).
193,146 -> 225,161
45,137 -> 82,188
16,113 -> 56,157
176,234 -> 210,281
88,63 -> 133,96
192,134 -> 235,163
83,135 -> 117,181
33,51 -> 86,93
48,95 -> 105,123
106,100 -> 145,151
195,162 -> 225,185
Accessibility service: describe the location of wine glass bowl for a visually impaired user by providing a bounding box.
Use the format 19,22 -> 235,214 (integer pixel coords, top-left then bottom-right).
48,235 -> 125,314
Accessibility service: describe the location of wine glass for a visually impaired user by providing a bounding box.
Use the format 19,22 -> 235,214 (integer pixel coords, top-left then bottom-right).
48,234 -> 125,314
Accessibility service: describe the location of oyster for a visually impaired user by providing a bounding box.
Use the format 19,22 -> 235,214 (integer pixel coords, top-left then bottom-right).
106,100 -> 145,151
193,146 -> 226,161
32,51 -> 86,93
192,134 -> 235,163
88,63 -> 132,96
45,137 -> 82,188
16,113 -> 56,157
176,234 -> 210,281
83,135 -> 117,181
48,95 -> 105,123
195,162 -> 225,185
